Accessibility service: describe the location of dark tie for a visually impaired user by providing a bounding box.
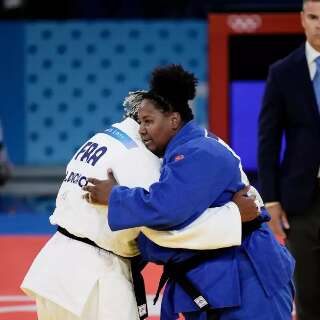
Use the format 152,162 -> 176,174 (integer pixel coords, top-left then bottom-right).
313,56 -> 320,112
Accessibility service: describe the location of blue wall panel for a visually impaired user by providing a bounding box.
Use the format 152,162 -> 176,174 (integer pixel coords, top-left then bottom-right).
25,21 -> 208,164
0,23 -> 25,164
0,21 -> 208,165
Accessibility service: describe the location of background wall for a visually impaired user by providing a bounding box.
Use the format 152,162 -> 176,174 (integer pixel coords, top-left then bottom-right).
0,21 -> 208,165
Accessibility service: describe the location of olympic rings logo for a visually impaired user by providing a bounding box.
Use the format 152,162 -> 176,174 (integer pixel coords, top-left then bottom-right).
227,15 -> 262,33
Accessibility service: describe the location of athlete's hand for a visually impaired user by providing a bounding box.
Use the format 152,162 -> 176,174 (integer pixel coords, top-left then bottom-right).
232,185 -> 260,222
266,203 -> 290,240
82,169 -> 118,205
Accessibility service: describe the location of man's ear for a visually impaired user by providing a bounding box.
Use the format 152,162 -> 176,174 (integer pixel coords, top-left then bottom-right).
171,112 -> 182,130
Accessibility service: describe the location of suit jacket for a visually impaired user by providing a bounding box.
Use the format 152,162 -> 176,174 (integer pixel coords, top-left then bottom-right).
258,44 -> 320,214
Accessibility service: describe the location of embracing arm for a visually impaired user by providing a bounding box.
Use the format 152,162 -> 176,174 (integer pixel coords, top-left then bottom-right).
107,149 -> 239,230
142,185 -> 260,249
84,177 -> 259,249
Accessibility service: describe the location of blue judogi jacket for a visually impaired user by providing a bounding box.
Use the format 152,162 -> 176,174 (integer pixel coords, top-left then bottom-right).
108,120 -> 295,316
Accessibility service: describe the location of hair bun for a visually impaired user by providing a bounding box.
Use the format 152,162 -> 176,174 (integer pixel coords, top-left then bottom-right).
150,64 -> 198,105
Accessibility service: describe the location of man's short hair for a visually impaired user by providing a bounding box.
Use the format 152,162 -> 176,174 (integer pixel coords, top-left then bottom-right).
303,0 -> 320,7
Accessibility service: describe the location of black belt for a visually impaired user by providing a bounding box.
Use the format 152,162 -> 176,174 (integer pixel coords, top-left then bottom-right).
57,226 -> 148,320
153,251 -> 217,311
153,219 -> 263,312
57,226 -> 113,253
131,256 -> 149,320
242,218 -> 263,238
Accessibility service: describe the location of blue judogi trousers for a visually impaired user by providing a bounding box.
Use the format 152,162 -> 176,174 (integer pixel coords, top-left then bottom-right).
182,248 -> 294,320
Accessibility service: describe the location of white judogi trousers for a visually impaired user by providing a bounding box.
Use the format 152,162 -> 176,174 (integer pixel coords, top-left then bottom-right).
21,232 -> 139,320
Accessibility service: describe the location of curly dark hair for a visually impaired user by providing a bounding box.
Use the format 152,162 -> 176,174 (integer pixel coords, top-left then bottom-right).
143,64 -> 198,122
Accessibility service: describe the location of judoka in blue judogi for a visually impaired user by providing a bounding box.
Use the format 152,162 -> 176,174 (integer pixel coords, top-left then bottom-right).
85,65 -> 295,320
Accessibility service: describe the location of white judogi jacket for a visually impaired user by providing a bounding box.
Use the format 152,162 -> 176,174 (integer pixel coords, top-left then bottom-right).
21,118 -> 246,317
50,118 -> 161,257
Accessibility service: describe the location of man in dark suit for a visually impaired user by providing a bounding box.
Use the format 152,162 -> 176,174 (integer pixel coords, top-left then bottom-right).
258,1 -> 320,319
